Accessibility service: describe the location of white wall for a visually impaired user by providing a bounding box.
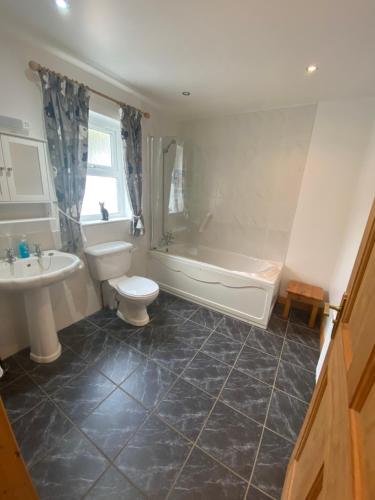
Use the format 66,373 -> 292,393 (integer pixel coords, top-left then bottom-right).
282,99 -> 375,295
0,32 -> 177,358
316,117 -> 375,377
179,105 -> 316,261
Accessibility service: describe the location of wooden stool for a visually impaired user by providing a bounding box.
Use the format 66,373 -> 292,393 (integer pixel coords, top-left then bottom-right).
283,280 -> 324,329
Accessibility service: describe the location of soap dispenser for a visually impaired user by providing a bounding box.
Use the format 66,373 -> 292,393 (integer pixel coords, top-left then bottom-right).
18,235 -> 30,259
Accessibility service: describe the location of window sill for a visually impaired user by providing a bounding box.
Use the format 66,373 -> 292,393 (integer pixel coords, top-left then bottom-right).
81,217 -> 131,227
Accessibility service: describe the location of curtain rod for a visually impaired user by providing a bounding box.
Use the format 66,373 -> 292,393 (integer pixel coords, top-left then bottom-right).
28,60 -> 151,119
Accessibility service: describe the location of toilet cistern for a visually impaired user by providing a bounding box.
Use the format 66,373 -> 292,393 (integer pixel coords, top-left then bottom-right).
84,241 -> 159,327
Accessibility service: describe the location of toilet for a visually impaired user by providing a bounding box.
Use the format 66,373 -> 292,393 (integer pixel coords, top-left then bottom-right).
84,241 -> 159,326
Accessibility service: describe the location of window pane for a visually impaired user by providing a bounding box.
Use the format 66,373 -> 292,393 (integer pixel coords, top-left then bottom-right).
81,176 -> 119,216
88,128 -> 112,167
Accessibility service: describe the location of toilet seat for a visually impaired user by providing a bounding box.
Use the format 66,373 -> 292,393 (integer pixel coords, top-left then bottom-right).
109,275 -> 159,300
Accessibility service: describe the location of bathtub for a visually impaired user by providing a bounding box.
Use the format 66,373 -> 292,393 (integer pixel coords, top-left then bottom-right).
148,244 -> 282,328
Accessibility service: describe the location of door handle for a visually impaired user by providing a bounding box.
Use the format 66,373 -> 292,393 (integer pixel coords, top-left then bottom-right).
323,295 -> 347,339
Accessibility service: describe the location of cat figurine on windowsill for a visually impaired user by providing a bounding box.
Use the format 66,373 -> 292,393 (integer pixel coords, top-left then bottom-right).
99,202 -> 109,221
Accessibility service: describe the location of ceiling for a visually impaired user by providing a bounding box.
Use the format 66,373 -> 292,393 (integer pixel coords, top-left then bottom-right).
1,0 -> 375,119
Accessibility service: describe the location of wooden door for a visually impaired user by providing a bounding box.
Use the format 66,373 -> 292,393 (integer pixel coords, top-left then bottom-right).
0,135 -> 50,203
0,139 -> 10,202
282,199 -> 375,500
0,399 -> 38,499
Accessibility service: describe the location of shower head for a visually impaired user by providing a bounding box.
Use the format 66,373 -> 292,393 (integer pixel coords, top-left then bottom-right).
163,139 -> 176,154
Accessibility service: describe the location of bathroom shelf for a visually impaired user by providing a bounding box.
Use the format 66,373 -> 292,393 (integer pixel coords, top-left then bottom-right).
0,217 -> 55,225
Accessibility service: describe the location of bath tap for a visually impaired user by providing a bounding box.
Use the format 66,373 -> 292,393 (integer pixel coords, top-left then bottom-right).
4,247 -> 16,264
160,231 -> 175,247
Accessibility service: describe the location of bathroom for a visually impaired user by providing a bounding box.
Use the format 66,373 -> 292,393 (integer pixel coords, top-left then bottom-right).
0,1 -> 375,499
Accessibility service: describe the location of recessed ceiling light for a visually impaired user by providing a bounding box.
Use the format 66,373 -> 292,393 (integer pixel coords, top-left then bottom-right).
55,0 -> 69,10
306,64 -> 318,74
182,91 -> 191,96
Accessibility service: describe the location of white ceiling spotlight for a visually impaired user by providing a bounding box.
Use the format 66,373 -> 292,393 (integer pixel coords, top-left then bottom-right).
55,0 -> 70,10
306,64 -> 318,74
182,91 -> 191,96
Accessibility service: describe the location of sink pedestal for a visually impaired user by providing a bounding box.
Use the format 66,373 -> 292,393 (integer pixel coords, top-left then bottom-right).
24,287 -> 62,363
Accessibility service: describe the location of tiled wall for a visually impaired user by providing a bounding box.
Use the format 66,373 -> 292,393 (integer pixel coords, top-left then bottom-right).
180,105 -> 317,261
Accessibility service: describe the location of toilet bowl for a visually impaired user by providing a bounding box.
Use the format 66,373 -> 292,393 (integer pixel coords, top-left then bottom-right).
109,275 -> 159,326
84,241 -> 159,326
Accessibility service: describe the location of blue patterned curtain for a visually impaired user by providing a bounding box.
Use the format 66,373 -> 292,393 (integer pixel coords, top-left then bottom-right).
38,70 -> 90,253
120,105 -> 144,236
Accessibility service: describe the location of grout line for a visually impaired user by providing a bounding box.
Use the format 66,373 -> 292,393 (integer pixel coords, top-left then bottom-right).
244,316 -> 290,499
164,329 -> 254,499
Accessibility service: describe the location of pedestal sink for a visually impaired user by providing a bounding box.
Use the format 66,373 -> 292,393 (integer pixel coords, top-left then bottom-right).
0,251 -> 82,363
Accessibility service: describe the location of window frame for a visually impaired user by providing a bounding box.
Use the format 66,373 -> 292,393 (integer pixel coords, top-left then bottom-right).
80,111 -> 131,223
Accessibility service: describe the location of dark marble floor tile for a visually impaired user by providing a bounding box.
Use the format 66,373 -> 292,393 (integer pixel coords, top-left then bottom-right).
102,317 -> 142,342
201,331 -> 242,366
281,340 -> 319,373
94,342 -> 144,385
174,320 -> 212,349
189,307 -> 224,330
246,485 -> 271,499
271,302 -> 285,319
169,447 -> 247,500
286,322 -> 320,351
85,466 -> 145,499
148,290 -> 178,315
290,308 -> 320,331
148,310 -> 185,328
215,316 -> 252,344
125,325 -> 172,356
14,347 -> 44,372
235,346 -> 278,385
247,327 -> 284,357
52,367 -> 115,424
156,379 -> 215,441
266,389 -> 308,442
266,316 -> 287,337
30,428 -> 108,500
87,308 -> 117,328
115,415 -> 190,499
251,429 -> 293,499
220,369 -> 272,424
121,358 -> 177,409
58,319 -> 98,342
29,348 -> 88,395
0,356 -> 24,389
275,361 -> 316,403
182,352 -> 231,397
168,297 -> 200,320
12,400 -> 73,467
151,338 -> 197,375
1,374 -> 46,423
81,388 -> 147,459
198,401 -> 262,478
63,330 -> 120,365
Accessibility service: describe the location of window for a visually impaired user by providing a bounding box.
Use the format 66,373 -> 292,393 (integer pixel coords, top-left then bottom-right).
80,111 -> 131,222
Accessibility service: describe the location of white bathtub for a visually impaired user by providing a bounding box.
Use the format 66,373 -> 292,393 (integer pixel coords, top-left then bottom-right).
148,244 -> 282,328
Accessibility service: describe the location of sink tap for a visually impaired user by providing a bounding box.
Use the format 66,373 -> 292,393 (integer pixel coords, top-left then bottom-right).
33,243 -> 43,258
4,248 -> 16,264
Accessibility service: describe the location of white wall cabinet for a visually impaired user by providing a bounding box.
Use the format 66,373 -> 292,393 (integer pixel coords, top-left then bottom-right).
0,135 -> 50,203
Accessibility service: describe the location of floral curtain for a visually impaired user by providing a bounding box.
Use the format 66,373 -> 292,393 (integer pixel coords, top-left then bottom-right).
120,105 -> 144,236
38,70 -> 90,254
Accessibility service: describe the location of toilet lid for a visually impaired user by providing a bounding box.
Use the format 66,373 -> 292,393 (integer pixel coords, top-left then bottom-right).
114,276 -> 159,298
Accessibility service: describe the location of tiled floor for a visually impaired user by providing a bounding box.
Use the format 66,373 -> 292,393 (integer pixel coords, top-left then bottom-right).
1,293 -> 320,500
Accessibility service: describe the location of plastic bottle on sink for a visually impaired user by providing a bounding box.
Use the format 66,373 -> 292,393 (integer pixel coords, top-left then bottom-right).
18,236 -> 30,258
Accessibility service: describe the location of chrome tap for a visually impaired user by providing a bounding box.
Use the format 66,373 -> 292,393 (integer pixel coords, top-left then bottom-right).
4,247 -> 16,264
33,243 -> 43,258
160,231 -> 175,247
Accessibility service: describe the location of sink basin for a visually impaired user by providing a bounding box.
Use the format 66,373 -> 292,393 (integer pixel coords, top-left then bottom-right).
1,250 -> 83,364
0,250 -> 81,291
